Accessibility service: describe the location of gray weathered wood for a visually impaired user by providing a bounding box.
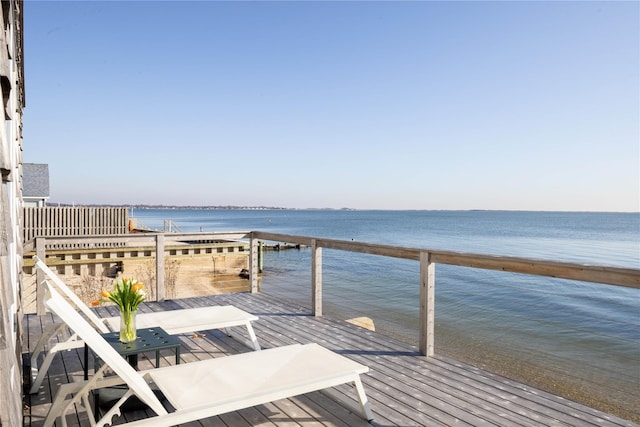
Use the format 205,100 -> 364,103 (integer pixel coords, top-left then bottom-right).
419,251 -> 435,357
23,292 -> 639,427
155,234 -> 165,301
250,231 -> 640,288
27,231 -> 640,289
23,207 -> 129,241
311,239 -> 322,317
249,237 -> 259,293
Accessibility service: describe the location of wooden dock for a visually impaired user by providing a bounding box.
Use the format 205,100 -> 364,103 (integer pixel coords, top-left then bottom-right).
23,292 -> 638,427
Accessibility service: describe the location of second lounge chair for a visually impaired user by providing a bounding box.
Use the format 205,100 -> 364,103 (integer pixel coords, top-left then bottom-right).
29,256 -> 260,394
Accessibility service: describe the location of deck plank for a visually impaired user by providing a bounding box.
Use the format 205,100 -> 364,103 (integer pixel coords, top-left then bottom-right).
23,292 -> 639,427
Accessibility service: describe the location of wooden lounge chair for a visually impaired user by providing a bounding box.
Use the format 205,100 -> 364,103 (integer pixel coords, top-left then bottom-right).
41,282 -> 373,426
29,256 -> 260,394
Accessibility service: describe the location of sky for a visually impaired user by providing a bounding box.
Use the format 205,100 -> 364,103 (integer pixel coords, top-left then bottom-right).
22,1 -> 639,211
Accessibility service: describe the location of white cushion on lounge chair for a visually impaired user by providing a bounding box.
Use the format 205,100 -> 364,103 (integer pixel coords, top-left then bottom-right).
41,283 -> 373,426
103,305 -> 257,336
149,343 -> 368,411
30,256 -> 260,395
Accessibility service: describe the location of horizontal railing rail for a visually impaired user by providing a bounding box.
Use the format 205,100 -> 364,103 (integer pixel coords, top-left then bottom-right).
250,231 -> 640,288
23,231 -> 251,252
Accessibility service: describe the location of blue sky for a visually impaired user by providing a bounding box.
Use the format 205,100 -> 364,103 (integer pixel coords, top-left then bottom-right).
23,1 -> 639,211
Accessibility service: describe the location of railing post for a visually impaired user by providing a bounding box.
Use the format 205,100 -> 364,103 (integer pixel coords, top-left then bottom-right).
419,251 -> 435,357
155,234 -> 165,302
311,239 -> 322,317
249,236 -> 259,293
35,237 -> 46,315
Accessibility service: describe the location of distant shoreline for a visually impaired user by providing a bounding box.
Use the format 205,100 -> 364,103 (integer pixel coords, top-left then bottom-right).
44,204 -> 638,214
49,203 -> 355,211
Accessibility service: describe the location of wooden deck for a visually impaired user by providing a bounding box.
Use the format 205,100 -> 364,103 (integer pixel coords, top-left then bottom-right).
23,292 -> 638,427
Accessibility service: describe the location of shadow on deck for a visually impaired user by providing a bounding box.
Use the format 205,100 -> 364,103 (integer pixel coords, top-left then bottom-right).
23,292 -> 638,427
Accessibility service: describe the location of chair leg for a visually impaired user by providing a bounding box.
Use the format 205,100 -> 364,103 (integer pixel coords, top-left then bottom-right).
30,323 -> 69,394
44,381 -> 85,427
30,339 -> 85,393
30,323 -> 67,382
319,375 -> 373,421
353,376 -> 373,421
245,322 -> 261,351
223,323 -> 261,351
44,366 -> 115,427
30,352 -> 55,394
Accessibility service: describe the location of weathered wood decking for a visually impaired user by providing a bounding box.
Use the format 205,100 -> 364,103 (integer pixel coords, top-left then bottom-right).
23,292 -> 638,427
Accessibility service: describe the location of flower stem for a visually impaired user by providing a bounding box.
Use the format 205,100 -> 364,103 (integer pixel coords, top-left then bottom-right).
120,309 -> 137,343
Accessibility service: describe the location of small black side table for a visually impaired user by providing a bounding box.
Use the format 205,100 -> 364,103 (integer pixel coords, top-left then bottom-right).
84,327 -> 181,420
84,326 -> 181,379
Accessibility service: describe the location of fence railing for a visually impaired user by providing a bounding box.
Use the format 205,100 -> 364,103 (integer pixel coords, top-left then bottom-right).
249,231 -> 640,356
25,231 -> 250,314
23,207 -> 129,242
26,230 -> 639,358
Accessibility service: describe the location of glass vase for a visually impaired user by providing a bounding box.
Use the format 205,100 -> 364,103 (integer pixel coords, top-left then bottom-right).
119,309 -> 137,343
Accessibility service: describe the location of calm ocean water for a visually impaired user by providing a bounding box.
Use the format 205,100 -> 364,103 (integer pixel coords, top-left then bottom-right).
132,209 -> 640,412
